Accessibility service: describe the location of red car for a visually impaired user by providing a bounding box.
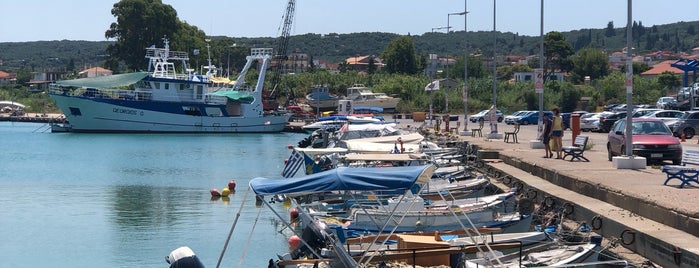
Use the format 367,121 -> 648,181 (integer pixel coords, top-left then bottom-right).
607,117 -> 682,165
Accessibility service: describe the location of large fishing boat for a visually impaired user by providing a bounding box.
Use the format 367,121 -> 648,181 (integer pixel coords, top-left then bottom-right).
48,39 -> 290,133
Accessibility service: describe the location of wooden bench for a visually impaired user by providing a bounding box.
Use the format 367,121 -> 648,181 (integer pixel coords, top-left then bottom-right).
561,135 -> 589,162
503,123 -> 520,143
661,149 -> 699,188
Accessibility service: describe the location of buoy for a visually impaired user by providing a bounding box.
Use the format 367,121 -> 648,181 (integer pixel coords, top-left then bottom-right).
288,235 -> 301,250
227,180 -> 236,190
210,188 -> 221,197
221,187 -> 230,197
284,158 -> 289,164
287,144 -> 294,149
289,208 -> 299,222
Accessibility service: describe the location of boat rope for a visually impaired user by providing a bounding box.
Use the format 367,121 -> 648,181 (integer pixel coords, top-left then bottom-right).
215,187 -> 251,268
264,197 -> 333,266
437,188 -> 507,267
236,204 -> 264,268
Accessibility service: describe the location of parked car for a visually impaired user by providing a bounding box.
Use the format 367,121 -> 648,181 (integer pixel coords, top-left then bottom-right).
516,111 -> 553,125
598,111 -> 627,133
639,110 -> 685,124
469,109 -> 504,123
631,108 -> 661,117
656,97 -> 677,109
669,110 -> 699,139
580,112 -> 601,132
561,111 -> 588,130
607,118 -> 682,165
504,110 -> 530,125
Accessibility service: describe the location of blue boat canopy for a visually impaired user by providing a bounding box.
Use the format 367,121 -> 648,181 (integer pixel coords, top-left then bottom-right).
249,165 -> 434,195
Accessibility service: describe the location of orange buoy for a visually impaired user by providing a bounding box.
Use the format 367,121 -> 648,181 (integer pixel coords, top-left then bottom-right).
210,188 -> 221,197
289,207 -> 299,222
288,235 -> 301,250
228,180 -> 236,190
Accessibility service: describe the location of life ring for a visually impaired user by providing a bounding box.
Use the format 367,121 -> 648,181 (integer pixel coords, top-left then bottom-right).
502,176 -> 512,185
544,196 -> 556,208
525,189 -> 538,199
590,215 -> 603,230
563,202 -> 574,216
621,229 -> 636,245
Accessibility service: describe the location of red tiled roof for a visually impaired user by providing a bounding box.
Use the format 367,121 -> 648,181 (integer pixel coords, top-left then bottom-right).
641,60 -> 685,75
0,71 -> 9,79
79,67 -> 112,74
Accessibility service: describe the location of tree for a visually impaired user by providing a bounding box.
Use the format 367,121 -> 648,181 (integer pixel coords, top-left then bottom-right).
381,36 -> 419,75
105,0 -> 182,71
367,56 -> 377,74
570,48 -> 609,83
657,71 -> 681,92
605,21 -> 616,37
543,32 -> 574,81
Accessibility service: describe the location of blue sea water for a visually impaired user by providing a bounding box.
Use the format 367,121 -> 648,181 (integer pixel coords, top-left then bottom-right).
0,122 -> 307,267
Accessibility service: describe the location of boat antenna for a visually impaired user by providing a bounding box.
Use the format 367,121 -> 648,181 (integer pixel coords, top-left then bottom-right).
205,38 -> 214,77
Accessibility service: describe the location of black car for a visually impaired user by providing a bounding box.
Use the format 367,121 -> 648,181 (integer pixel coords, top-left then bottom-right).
669,110 -> 699,139
598,111 -> 627,133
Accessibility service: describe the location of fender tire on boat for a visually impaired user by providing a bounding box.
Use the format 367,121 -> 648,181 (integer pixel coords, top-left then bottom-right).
518,198 -> 535,215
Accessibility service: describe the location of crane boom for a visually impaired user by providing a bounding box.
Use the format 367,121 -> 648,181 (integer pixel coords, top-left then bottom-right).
266,0 -> 296,109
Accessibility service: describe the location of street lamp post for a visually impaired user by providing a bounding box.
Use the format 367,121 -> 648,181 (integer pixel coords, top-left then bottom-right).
447,11 -> 467,115
487,0 -> 501,139
462,0 -> 470,133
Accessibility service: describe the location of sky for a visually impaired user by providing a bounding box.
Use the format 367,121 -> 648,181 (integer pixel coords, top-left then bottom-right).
1,0 -> 697,42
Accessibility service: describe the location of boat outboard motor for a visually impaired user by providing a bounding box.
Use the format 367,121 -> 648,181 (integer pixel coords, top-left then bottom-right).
290,221 -> 331,259
166,246 -> 205,268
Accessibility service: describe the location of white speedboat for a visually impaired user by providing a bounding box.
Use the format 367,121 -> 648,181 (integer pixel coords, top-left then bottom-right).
48,39 -> 290,133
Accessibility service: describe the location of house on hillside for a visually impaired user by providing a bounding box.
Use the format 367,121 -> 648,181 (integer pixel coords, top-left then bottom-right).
345,55 -> 383,72
27,71 -> 64,91
0,70 -> 16,84
79,67 -> 112,78
640,60 -> 685,80
272,52 -> 310,74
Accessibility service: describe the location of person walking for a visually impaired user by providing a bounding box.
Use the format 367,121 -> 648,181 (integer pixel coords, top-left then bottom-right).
541,112 -> 553,158
551,108 -> 564,159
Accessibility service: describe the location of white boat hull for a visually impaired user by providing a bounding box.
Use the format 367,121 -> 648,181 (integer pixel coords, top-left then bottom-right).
51,94 -> 290,133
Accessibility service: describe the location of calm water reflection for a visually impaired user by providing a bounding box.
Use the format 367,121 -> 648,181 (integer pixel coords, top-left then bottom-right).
0,122 -> 305,267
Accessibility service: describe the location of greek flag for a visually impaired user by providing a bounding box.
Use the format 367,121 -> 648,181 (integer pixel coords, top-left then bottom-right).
281,149 -> 304,178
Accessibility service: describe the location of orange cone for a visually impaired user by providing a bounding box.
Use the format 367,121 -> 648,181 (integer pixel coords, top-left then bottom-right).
681,133 -> 686,142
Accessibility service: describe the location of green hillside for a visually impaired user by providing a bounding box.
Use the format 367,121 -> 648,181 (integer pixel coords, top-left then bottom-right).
1,21 -> 697,74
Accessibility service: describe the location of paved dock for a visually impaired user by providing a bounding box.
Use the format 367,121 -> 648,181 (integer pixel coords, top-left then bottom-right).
411,117 -> 699,268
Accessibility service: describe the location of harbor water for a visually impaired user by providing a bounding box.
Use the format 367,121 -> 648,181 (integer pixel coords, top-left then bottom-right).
0,122 -> 307,267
